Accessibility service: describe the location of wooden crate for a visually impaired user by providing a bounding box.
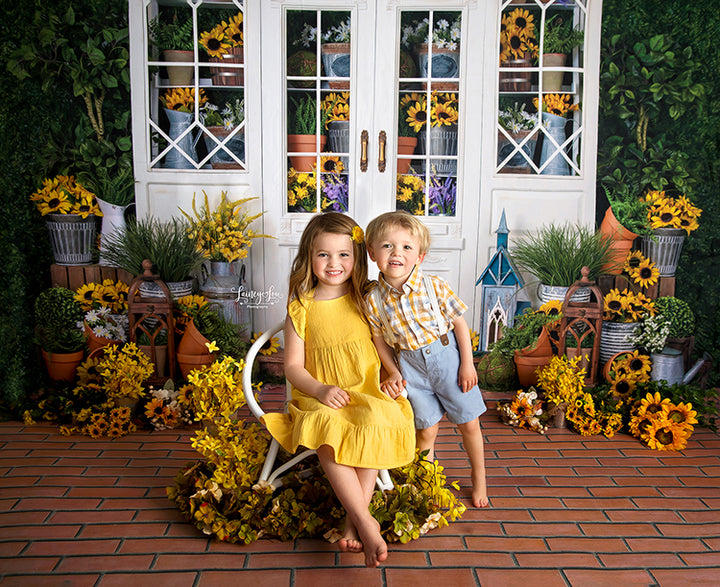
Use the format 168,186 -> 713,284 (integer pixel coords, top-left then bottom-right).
50,264 -> 134,290
598,274 -> 675,300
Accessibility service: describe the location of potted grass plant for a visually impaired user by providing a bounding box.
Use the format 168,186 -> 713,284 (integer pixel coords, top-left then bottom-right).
100,216 -> 205,299
510,222 -> 614,304
287,94 -> 329,172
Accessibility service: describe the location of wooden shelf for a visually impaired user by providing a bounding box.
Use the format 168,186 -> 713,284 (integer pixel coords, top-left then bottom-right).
50,264 -> 134,290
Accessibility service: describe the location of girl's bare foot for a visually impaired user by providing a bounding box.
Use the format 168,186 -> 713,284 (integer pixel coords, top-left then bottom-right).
338,517 -> 363,553
356,517 -> 387,568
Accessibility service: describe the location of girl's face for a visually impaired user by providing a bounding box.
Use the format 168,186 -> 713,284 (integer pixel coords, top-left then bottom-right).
311,231 -> 355,291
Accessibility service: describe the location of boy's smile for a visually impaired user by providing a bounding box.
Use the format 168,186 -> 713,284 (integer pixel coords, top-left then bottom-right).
368,226 -> 426,290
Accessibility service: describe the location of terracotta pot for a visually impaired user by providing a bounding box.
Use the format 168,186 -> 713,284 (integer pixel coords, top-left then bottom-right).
397,136 -> 418,175
177,320 -> 211,355
42,349 -> 84,382
518,327 -> 553,358
177,352 -> 217,378
84,323 -> 120,353
287,134 -> 327,172
513,351 -> 552,388
257,352 -> 285,377
602,350 -> 634,383
599,207 -> 638,275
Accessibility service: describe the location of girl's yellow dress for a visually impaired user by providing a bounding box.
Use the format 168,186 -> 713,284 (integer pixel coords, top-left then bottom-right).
262,293 -> 415,470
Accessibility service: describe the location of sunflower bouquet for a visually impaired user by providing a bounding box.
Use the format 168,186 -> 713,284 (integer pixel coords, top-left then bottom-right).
497,388 -> 548,434
500,7 -> 538,63
30,174 -> 102,217
603,288 -> 655,323
199,11 -> 244,58
403,91 -> 459,133
533,93 -> 579,119
396,173 -> 426,216
144,382 -> 194,431
322,92 -> 349,125
604,349 -> 652,400
628,391 -> 697,451
160,87 -> 207,113
643,189 -> 702,235
179,190 -> 266,263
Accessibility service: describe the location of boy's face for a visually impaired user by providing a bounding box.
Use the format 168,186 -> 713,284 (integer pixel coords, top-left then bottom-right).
368,225 -> 426,289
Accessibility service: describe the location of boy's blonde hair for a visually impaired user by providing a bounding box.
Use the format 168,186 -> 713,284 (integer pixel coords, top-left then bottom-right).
365,210 -> 431,254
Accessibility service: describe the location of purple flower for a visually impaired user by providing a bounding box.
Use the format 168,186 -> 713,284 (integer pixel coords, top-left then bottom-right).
321,173 -> 348,212
428,174 -> 456,216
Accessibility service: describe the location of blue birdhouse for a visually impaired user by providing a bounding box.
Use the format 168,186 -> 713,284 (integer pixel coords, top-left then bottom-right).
476,210 -> 524,352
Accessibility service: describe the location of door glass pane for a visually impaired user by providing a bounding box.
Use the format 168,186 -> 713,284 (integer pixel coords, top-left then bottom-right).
286,9 -> 351,214
396,10 -> 461,217
496,0 -> 586,176
146,0 -> 246,171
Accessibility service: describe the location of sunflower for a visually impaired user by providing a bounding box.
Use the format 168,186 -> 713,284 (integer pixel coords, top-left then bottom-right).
320,156 -> 345,174
470,330 -> 480,352
431,102 -> 458,127
629,259 -> 659,289
539,299 -> 563,318
76,283 -> 99,311
642,418 -> 690,451
664,401 -> 698,429
603,288 -> 627,320
636,391 -> 671,419
200,25 -> 231,58
505,8 -> 535,39
534,93 -> 579,118
226,22 -> 244,47
406,102 -> 428,132
679,215 -> 699,234
145,397 -> 167,420
252,331 -> 280,356
623,250 -> 645,273
648,202 -> 682,230
610,375 -> 635,399
502,24 -> 530,60
37,189 -> 72,215
620,350 -> 652,380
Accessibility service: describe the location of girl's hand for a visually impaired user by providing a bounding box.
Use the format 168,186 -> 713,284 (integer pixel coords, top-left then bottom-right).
317,385 -> 350,409
380,374 -> 407,399
458,360 -> 478,393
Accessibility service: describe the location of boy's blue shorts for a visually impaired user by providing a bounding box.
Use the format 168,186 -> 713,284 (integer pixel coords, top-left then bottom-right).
397,330 -> 487,429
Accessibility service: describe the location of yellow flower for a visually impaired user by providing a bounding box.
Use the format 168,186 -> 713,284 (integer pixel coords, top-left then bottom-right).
200,25 -> 231,58
629,259 -> 659,288
351,226 -> 364,244
642,418 -> 691,451
664,402 -> 698,429
320,156 -> 345,174
160,87 -> 207,114
534,93 -> 579,118
431,102 -> 458,127
205,340 -> 220,353
623,250 -> 645,273
406,102 -> 428,132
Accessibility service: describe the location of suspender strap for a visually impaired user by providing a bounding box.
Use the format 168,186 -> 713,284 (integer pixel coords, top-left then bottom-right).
423,274 -> 450,346
372,287 -> 401,353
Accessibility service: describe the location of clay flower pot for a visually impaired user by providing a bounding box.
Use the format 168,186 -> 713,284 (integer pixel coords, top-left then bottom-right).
177,352 -> 217,378
42,349 -> 84,382
599,207 -> 638,275
177,320 -> 211,355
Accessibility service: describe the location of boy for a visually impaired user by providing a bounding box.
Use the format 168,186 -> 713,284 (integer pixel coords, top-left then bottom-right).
365,211 -> 488,508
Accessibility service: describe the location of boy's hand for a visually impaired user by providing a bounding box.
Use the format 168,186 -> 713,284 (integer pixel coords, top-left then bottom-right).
317,385 -> 350,409
380,374 -> 407,399
458,360 -> 478,393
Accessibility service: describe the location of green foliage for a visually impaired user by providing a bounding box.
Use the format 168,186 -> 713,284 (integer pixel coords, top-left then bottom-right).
511,222 -> 614,287
288,94 -> 328,135
602,184 -> 651,236
33,287 -> 86,352
490,309 -> 558,358
543,15 -> 584,54
148,9 -> 194,52
183,303 -> 250,361
476,349 -> 517,391
78,163 -> 135,207
6,1 -> 132,176
653,297 -> 695,338
599,0 -> 720,385
100,216 -> 205,282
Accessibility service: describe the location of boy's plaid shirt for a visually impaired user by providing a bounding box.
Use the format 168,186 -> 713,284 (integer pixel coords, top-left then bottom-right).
366,265 -> 467,351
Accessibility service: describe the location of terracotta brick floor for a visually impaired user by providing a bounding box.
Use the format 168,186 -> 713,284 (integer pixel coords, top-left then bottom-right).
1,386 -> 719,586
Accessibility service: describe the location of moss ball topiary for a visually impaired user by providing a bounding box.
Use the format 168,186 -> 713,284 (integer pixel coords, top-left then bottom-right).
654,296 -> 695,338
477,349 -> 517,391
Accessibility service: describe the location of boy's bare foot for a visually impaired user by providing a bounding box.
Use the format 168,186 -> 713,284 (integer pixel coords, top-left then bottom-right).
356,517 -> 387,568
472,471 -> 489,508
338,517 -> 363,553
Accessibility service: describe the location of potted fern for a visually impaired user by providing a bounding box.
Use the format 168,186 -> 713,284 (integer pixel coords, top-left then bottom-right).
542,15 -> 584,92
148,9 -> 195,86
287,94 -> 328,172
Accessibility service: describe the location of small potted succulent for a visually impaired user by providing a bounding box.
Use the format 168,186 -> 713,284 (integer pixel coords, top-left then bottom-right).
34,287 -> 87,381
287,94 -> 329,172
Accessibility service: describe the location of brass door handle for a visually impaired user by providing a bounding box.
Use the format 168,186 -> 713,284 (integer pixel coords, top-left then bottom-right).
360,130 -> 369,172
378,130 -> 387,172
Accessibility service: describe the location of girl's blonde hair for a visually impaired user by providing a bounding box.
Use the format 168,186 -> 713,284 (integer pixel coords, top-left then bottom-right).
288,212 -> 370,315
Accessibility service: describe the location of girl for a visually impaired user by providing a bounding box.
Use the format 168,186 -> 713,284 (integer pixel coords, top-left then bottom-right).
262,212 -> 415,568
